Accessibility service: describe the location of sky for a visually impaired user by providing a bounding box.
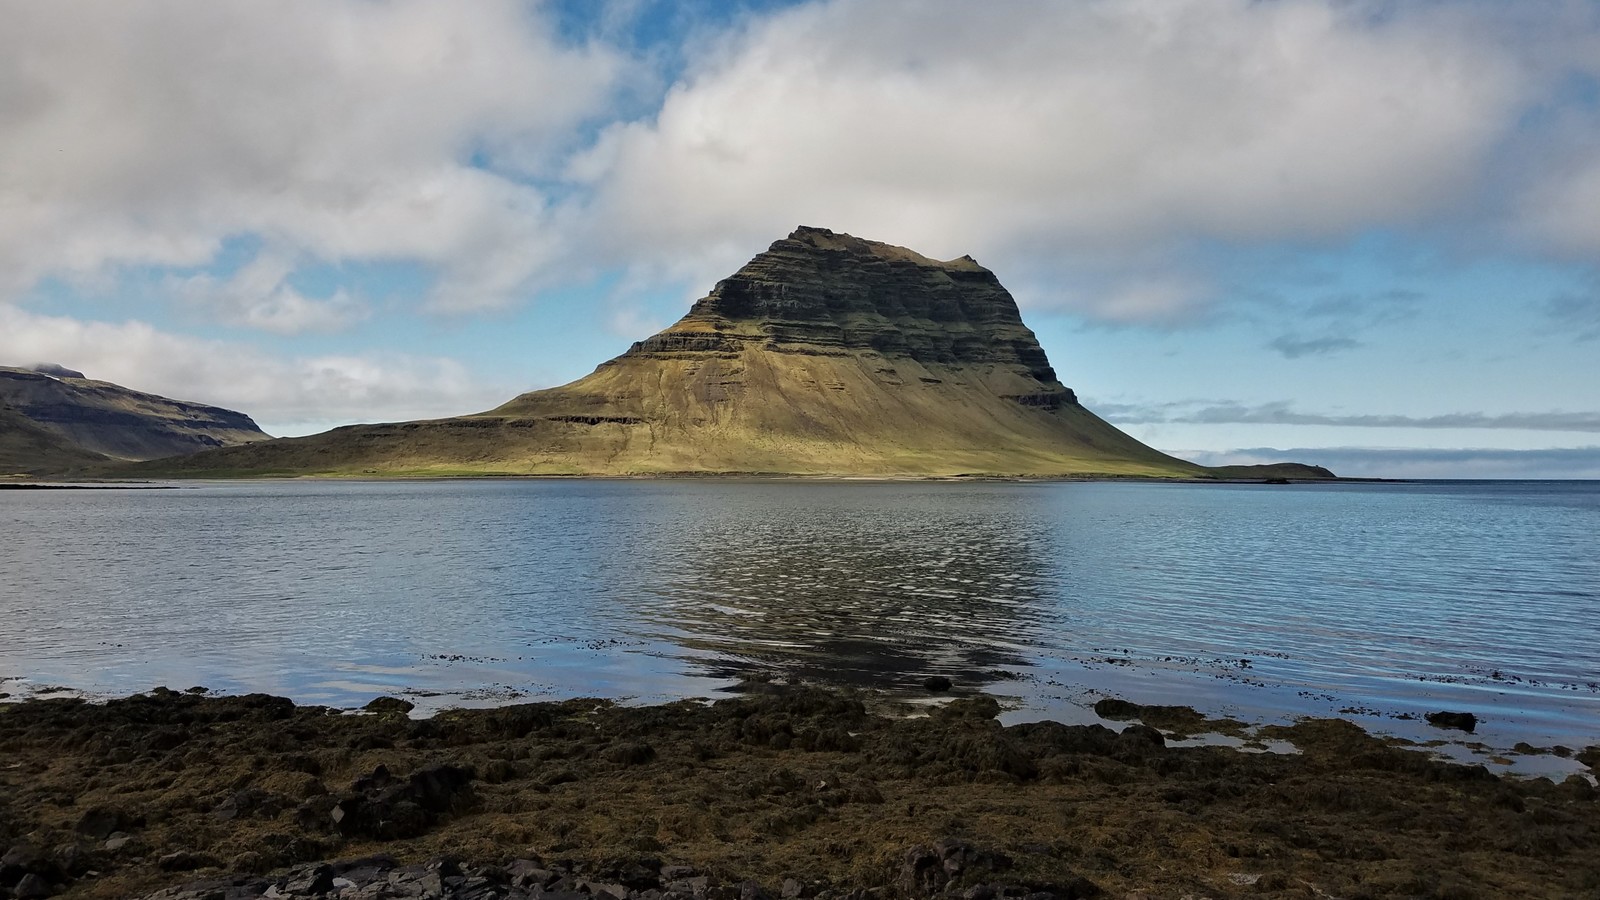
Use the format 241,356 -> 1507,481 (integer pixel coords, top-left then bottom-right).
2,0 -> 1599,478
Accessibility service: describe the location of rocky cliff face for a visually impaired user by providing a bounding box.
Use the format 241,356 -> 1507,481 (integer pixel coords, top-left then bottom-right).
630,228 -> 1059,375
608,227 -> 1073,411
132,228 -> 1325,479
0,367 -> 270,464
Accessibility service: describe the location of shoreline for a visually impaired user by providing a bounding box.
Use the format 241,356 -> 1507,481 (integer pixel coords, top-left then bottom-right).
3,685 -> 1596,899
8,667 -> 1593,783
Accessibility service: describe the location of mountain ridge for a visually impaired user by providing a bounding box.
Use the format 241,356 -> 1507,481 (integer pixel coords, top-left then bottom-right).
0,366 -> 271,470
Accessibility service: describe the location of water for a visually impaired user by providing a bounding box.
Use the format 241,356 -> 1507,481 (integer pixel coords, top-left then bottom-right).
2,479 -> 1597,773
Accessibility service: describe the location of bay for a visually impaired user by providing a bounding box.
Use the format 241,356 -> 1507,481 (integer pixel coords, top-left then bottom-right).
3,479 -> 1597,773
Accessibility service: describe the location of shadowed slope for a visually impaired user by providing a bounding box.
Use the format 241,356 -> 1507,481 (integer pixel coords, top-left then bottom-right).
127,228 -> 1316,479
0,403 -> 109,475
0,366 -> 270,463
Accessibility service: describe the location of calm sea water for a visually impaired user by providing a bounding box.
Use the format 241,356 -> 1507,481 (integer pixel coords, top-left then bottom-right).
2,479 -> 1597,771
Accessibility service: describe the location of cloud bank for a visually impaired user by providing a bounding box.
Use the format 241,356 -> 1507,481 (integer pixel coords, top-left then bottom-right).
565,0 -> 1600,319
3,0 -> 1599,443
0,306 -> 509,432
0,0 -> 622,317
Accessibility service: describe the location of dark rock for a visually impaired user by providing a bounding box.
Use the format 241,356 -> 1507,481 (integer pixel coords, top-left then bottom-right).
283,863 -> 335,894
350,763 -> 394,793
599,857 -> 662,889
922,676 -> 953,693
933,696 -> 1001,721
294,795 -> 338,831
1116,724 -> 1166,749
584,880 -> 632,900
601,741 -> 657,766
1,845 -> 50,888
937,839 -> 1012,880
1559,774 -> 1596,801
1576,745 -> 1600,769
330,763 -> 475,840
1091,698 -> 1141,720
425,856 -> 463,879
330,854 -> 398,875
364,696 -> 415,715
901,847 -> 946,896
1425,711 -> 1478,733
510,859 -> 557,888
73,805 -> 134,839
158,851 -> 216,872
667,876 -> 711,897
50,844 -> 87,877
212,788 -> 284,822
12,872 -> 53,899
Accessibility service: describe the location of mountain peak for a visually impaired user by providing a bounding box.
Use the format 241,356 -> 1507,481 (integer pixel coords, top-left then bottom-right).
624,227 -> 1045,383
783,226 -> 986,272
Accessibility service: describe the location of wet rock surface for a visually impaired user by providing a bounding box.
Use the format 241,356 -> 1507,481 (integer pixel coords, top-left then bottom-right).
2,685 -> 1597,899
1425,711 -> 1479,733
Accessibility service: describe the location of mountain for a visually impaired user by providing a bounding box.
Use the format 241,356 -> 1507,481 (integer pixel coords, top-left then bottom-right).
0,403 -> 110,475
0,366 -> 271,470
126,227 -> 1332,479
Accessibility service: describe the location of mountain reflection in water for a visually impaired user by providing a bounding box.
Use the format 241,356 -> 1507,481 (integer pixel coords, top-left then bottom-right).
629,492 -> 1051,689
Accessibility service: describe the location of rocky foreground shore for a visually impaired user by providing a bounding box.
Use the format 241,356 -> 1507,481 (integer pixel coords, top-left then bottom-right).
2,686 -> 1597,900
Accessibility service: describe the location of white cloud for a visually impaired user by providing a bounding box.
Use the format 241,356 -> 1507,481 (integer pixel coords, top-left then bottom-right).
0,304 -> 511,432
0,0 -> 624,316
564,0 -> 1542,321
168,253 -> 367,335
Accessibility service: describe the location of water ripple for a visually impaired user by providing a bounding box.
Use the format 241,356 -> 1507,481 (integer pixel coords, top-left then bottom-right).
2,479 -> 1597,760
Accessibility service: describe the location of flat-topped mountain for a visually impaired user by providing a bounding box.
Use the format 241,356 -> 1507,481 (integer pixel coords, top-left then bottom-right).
128,228 -> 1331,479
0,366 -> 270,472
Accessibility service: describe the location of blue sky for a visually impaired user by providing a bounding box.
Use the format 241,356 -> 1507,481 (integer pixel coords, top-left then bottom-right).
2,0 -> 1598,478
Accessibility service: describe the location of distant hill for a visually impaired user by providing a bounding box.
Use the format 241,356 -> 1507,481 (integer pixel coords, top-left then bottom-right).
0,366 -> 270,473
126,227 -> 1331,480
